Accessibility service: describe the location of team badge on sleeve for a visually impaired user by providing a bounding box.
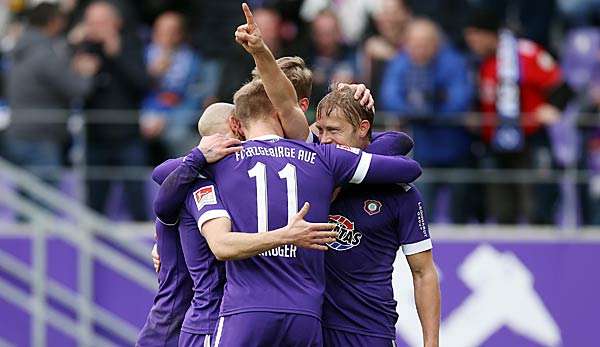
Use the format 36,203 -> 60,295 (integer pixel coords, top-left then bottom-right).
335,144 -> 360,154
193,185 -> 217,210
364,200 -> 382,216
327,215 -> 362,251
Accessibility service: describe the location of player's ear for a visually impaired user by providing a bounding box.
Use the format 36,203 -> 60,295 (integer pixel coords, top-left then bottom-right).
229,116 -> 245,140
358,119 -> 371,139
299,98 -> 309,113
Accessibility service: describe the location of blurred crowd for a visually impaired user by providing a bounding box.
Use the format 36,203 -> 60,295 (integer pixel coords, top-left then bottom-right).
0,0 -> 599,226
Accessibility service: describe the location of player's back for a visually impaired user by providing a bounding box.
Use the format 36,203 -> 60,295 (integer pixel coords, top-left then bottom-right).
136,221 -> 193,347
208,135 -> 367,318
178,179 -> 227,335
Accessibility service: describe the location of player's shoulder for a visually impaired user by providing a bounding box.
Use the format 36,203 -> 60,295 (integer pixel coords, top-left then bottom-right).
386,183 -> 423,202
187,178 -> 219,211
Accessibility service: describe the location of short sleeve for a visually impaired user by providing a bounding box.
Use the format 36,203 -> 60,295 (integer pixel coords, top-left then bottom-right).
316,143 -> 372,186
184,179 -> 230,230
396,185 -> 432,255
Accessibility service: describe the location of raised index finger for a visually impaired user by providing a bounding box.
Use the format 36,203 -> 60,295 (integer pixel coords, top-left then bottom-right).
242,3 -> 255,28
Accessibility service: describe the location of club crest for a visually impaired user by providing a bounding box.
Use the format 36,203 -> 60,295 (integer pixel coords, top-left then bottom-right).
327,215 -> 362,251
364,200 -> 382,216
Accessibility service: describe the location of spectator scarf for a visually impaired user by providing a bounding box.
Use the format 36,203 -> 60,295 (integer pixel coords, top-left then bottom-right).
492,29 -> 524,152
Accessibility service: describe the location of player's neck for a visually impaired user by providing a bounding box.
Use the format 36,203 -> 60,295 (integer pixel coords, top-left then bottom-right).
244,121 -> 284,140
359,138 -> 370,150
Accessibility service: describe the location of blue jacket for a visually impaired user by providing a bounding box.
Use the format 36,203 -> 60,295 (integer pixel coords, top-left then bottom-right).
380,45 -> 474,166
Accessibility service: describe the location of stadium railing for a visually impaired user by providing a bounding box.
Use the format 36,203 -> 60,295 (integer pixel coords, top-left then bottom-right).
0,155 -> 157,346
0,108 -> 598,230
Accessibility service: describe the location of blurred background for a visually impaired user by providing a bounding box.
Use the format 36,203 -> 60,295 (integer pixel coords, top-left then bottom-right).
0,0 -> 598,346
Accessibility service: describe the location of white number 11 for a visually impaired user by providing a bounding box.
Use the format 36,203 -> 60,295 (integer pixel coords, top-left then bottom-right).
248,162 -> 298,232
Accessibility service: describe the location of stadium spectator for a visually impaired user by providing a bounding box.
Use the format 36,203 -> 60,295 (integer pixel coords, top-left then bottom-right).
300,0 -> 377,45
4,2 -> 96,178
403,0 -> 469,47
362,0 -> 411,100
307,10 -> 357,111
464,8 -> 573,224
380,18 -> 475,223
73,1 -> 150,221
140,11 -> 203,159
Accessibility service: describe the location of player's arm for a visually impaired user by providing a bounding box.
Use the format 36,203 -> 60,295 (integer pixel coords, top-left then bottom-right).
235,3 -> 309,141
406,250 -> 440,347
323,144 -> 422,186
153,135 -> 242,225
367,131 -> 414,156
200,203 -> 337,261
397,186 -> 439,347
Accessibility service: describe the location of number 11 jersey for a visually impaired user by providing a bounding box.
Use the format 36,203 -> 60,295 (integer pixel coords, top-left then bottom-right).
206,135 -> 372,320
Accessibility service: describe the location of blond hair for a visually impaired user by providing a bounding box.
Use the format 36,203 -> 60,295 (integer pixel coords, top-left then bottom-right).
316,86 -> 374,138
251,56 -> 313,99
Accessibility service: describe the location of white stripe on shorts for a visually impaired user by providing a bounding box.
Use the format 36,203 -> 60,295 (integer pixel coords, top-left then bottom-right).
203,334 -> 211,347
392,339 -> 396,347
214,317 -> 224,347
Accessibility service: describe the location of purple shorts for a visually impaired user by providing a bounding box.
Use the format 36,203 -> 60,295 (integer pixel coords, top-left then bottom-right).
212,312 -> 322,347
178,331 -> 211,347
322,328 -> 395,347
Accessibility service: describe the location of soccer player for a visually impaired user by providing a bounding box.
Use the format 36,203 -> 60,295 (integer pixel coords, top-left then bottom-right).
136,103 -> 238,347
316,88 -> 440,347
240,5 -> 440,346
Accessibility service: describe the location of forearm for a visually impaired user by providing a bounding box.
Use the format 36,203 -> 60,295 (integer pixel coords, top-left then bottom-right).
209,228 -> 289,261
360,154 -> 422,184
252,47 -> 309,140
413,270 -> 440,347
367,131 -> 414,156
152,158 -> 184,184
153,149 -> 206,223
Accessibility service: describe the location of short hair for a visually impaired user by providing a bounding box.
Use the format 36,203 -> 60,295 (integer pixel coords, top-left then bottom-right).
251,56 -> 313,99
316,86 -> 374,138
233,80 -> 275,123
197,103 -> 234,136
28,2 -> 62,28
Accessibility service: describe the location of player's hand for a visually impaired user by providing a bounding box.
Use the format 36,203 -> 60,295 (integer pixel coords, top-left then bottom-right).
280,202 -> 338,251
151,243 -> 160,273
198,134 -> 243,163
338,83 -> 375,111
235,3 -> 267,55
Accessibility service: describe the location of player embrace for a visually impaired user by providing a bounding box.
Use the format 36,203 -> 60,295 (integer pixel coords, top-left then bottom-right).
138,3 -> 440,347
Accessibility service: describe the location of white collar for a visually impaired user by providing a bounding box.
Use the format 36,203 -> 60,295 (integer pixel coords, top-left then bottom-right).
248,134 -> 282,141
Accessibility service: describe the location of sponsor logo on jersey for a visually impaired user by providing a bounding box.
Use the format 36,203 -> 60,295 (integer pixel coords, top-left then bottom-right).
327,214 -> 362,251
335,144 -> 360,154
193,185 -> 217,210
364,199 -> 382,215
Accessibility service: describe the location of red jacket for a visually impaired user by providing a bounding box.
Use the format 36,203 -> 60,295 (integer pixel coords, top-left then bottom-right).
479,39 -> 562,142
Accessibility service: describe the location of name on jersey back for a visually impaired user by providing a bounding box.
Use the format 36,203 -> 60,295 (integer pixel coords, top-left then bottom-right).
235,146 -> 316,164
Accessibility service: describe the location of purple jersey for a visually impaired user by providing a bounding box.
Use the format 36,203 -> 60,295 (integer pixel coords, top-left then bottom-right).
206,135 -> 421,319
177,179 -> 228,335
136,221 -> 193,347
323,184 -> 432,339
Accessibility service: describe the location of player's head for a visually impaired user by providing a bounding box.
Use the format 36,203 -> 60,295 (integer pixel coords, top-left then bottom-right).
464,7 -> 500,58
315,86 -> 374,149
233,80 -> 284,136
197,103 -> 243,139
251,56 -> 313,112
